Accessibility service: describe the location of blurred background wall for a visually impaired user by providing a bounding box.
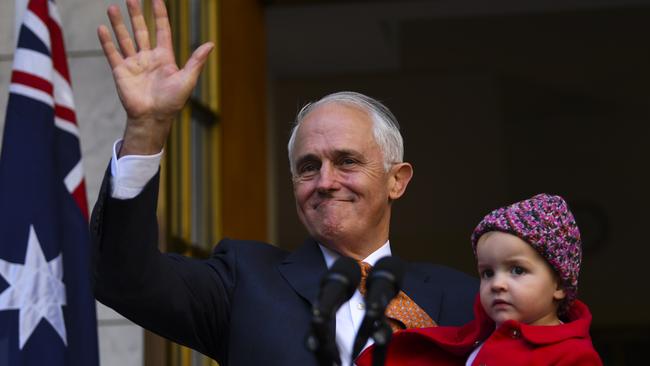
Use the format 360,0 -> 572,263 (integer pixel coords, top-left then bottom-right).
1,0 -> 649,365
267,2 -> 650,364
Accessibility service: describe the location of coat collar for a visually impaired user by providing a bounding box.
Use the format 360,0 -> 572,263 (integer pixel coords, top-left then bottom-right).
278,238 -> 328,307
516,299 -> 593,344
473,296 -> 593,345
277,239 -> 442,320
395,296 -> 593,349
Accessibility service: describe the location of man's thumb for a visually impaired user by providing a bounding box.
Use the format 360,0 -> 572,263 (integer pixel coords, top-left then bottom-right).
182,42 -> 214,82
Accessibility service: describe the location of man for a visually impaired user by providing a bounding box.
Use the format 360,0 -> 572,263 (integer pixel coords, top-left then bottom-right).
92,0 -> 477,365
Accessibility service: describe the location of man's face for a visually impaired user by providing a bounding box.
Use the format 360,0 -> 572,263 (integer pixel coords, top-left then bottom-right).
290,103 -> 402,255
477,231 -> 566,327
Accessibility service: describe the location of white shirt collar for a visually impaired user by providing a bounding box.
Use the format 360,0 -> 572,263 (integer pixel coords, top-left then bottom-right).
318,241 -> 392,268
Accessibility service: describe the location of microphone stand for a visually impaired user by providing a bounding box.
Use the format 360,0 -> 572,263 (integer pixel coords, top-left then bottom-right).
306,310 -> 341,366
352,256 -> 404,366
370,318 -> 392,366
351,315 -> 393,366
305,256 -> 361,366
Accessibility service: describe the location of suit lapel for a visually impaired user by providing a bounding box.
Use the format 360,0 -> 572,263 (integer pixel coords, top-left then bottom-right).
400,262 -> 443,323
278,238 -> 328,307
278,241 -> 444,323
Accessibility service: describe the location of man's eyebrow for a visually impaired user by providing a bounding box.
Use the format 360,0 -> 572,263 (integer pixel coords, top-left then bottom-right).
333,149 -> 361,158
294,149 -> 365,168
295,154 -> 319,168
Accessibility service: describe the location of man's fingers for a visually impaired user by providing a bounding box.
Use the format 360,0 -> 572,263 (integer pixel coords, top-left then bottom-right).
153,0 -> 173,53
97,25 -> 123,69
107,4 -> 136,57
181,42 -> 214,81
126,0 -> 151,52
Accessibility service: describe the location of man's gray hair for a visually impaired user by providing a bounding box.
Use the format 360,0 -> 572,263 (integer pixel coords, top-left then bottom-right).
287,91 -> 404,175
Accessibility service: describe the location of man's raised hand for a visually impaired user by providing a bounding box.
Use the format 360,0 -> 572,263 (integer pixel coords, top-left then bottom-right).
98,0 -> 213,156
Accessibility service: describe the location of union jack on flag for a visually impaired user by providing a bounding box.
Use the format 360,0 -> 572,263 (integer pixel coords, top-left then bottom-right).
0,0 -> 99,364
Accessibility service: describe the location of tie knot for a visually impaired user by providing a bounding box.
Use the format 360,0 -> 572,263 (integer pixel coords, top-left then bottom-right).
357,261 -> 372,279
357,261 -> 372,295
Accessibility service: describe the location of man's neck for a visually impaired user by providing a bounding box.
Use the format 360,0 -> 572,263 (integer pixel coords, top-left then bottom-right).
320,233 -> 390,260
319,240 -> 391,264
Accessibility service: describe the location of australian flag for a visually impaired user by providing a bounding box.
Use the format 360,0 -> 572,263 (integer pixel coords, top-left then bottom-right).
0,0 -> 99,364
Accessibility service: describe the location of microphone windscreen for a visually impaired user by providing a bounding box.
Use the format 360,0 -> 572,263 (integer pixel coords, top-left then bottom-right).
367,256 -> 405,294
323,256 -> 361,299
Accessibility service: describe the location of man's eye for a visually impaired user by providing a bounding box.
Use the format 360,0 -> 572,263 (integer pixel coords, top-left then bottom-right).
298,163 -> 319,177
340,158 -> 357,166
511,266 -> 526,275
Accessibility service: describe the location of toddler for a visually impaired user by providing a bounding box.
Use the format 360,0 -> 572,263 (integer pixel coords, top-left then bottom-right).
356,194 -> 602,365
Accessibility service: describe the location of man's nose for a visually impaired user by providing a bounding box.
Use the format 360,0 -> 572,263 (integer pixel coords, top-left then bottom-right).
316,163 -> 340,192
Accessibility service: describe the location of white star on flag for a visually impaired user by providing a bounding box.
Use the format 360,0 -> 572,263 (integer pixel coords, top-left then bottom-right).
0,224 -> 67,349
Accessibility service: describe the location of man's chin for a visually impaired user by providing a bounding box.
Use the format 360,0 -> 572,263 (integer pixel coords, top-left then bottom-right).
309,225 -> 350,246
314,227 -> 345,242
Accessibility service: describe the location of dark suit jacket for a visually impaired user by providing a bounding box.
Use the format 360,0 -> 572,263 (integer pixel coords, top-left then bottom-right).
91,170 -> 478,365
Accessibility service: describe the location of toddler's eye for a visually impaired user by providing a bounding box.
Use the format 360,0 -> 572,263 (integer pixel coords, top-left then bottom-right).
511,266 -> 526,275
480,269 -> 494,279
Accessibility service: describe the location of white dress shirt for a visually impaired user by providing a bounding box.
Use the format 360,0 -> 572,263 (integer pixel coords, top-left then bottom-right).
109,139 -> 389,365
319,242 -> 390,366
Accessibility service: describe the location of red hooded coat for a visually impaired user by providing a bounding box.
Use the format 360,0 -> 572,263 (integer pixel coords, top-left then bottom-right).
356,297 -> 602,366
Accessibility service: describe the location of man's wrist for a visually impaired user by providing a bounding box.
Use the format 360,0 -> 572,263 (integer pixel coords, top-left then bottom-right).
119,117 -> 173,157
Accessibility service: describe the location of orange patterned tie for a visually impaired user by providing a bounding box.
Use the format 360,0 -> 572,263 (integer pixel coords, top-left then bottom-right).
357,261 -> 437,332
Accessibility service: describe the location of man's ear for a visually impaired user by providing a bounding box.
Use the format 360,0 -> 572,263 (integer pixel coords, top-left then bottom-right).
388,162 -> 413,200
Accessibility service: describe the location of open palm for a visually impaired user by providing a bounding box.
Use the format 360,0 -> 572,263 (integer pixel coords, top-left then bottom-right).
116,46 -> 208,120
98,0 -> 212,153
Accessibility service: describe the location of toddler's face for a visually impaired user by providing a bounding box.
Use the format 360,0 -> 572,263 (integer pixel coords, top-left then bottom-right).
476,231 -> 566,327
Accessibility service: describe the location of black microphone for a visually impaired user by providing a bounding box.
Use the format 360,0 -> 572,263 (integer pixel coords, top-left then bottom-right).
306,256 -> 361,366
351,256 -> 405,361
313,256 -> 361,321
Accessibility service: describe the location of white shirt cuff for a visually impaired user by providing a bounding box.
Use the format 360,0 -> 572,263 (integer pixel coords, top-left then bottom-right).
110,139 -> 163,199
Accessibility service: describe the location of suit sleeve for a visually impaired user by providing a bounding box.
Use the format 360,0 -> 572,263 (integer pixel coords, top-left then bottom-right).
90,166 -> 234,362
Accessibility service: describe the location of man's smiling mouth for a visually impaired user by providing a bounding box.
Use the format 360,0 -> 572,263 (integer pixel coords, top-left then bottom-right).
313,198 -> 354,209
